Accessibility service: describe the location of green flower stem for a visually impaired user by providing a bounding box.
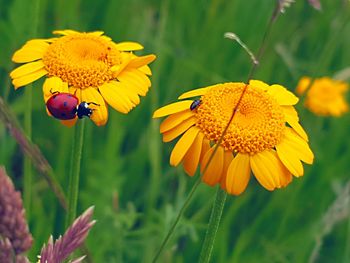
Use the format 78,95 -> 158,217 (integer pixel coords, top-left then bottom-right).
66,119 -> 85,226
199,188 -> 227,263
152,177 -> 201,263
147,0 -> 169,215
23,86 -> 32,216
23,0 -> 41,216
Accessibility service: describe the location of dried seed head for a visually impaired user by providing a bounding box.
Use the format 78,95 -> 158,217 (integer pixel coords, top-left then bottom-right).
0,167 -> 33,254
0,237 -> 14,263
39,207 -> 95,263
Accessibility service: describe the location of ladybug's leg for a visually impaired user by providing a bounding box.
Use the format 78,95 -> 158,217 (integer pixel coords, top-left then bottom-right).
50,89 -> 60,95
86,102 -> 100,106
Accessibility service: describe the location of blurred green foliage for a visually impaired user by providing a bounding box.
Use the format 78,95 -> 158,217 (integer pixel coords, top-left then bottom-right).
0,0 -> 350,262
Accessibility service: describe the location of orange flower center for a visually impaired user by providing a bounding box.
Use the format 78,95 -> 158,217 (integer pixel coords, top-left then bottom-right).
42,33 -> 121,88
195,83 -> 286,154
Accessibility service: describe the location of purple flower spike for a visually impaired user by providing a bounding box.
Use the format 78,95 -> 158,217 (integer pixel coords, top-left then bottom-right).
0,237 -> 14,263
0,167 -> 33,255
15,255 -> 30,263
39,207 -> 96,263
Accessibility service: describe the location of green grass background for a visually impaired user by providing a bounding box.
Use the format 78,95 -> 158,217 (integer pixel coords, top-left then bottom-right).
1,0 -> 350,262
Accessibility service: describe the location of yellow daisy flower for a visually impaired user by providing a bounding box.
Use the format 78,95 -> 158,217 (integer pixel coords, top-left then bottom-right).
153,81 -> 314,195
296,77 -> 349,117
10,29 -> 156,126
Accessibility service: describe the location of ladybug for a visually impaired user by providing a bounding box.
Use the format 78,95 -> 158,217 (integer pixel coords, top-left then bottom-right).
190,99 -> 202,111
46,92 -> 97,120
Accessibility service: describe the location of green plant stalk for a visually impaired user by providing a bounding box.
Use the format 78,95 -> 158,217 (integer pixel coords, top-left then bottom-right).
152,177 -> 201,263
343,193 -> 350,263
23,85 -> 32,216
147,0 -> 169,215
66,119 -> 85,226
0,96 -> 67,209
199,188 -> 227,263
23,0 -> 41,216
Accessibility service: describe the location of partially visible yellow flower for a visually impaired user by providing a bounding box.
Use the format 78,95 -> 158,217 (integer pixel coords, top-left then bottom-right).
296,77 -> 349,117
10,30 -> 156,126
153,80 -> 314,195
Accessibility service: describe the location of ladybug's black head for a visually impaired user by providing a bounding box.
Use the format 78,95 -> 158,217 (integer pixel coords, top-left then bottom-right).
76,102 -> 93,119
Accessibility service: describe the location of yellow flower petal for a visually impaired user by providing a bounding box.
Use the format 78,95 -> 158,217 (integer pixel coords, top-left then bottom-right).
220,151 -> 233,190
183,132 -> 204,176
160,110 -> 194,133
276,141 -> 304,177
286,118 -> 308,141
267,84 -> 299,105
114,81 -> 141,106
138,65 -> 152,76
12,68 -> 47,89
178,87 -> 211,99
81,87 -> 108,126
153,100 -> 193,118
126,54 -> 156,69
53,29 -> 80,35
201,145 -> 224,186
162,117 -> 196,142
170,126 -> 200,166
12,40 -> 49,63
280,170 -> 293,187
43,77 -> 69,102
115,42 -> 144,51
296,77 -> 311,95
249,80 -> 269,90
250,150 -> 290,191
24,39 -> 51,48
10,60 -> 45,79
200,138 -> 211,162
281,128 -> 314,164
282,105 -> 299,122
226,153 -> 251,195
130,68 -> 151,87
60,118 -> 77,127
111,53 -> 133,76
69,87 -> 82,102
88,31 -> 104,36
117,69 -> 150,96
99,81 -> 134,114
12,50 -> 45,63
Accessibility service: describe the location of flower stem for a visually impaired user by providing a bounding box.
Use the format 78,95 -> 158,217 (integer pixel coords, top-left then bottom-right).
199,188 -> 227,263
147,0 -> 168,213
23,0 -> 41,217
152,177 -> 201,263
66,119 -> 85,226
23,86 -> 32,216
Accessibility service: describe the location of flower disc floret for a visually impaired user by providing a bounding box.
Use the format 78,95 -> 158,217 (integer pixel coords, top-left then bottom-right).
195,83 -> 286,154
42,33 -> 121,88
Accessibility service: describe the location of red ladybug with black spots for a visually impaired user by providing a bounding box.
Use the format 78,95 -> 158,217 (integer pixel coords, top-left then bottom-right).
46,92 -> 97,120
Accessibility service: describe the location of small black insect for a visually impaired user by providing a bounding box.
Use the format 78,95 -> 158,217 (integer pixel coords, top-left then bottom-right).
190,99 -> 202,111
